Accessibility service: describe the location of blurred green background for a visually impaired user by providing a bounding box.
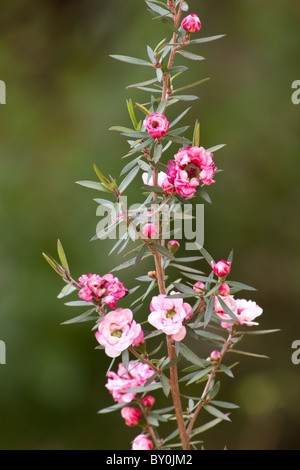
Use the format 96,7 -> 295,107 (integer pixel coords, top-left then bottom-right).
0,0 -> 299,450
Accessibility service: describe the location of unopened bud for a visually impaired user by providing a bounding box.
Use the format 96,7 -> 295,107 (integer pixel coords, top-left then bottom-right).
168,240 -> 180,255
209,350 -> 221,362
142,396 -> 155,408
218,282 -> 230,296
148,271 -> 157,280
193,281 -> 205,294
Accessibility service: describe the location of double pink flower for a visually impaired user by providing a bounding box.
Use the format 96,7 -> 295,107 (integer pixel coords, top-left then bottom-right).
164,146 -> 216,198
106,360 -> 155,404
78,273 -> 127,308
148,293 -> 192,341
95,308 -> 142,357
144,113 -> 169,139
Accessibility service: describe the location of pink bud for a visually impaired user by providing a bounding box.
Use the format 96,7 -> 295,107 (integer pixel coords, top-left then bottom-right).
144,113 -> 169,139
193,281 -> 205,294
142,396 -> 155,408
212,260 -> 231,278
168,240 -> 180,255
210,350 -> 221,361
132,434 -> 154,450
132,329 -> 144,348
218,282 -> 230,296
142,223 -> 159,239
181,14 -> 201,33
121,407 -> 142,427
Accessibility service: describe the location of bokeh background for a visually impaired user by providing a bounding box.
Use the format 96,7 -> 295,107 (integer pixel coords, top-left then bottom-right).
0,0 -> 299,450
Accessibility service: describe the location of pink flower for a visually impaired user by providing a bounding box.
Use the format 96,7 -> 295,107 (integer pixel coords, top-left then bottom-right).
132,434 -> 154,450
181,14 -> 201,33
142,395 -> 155,407
218,282 -> 230,296
215,295 -> 263,328
106,360 -> 155,404
144,113 -> 169,139
148,293 -> 192,341
210,350 -> 221,361
212,260 -> 231,278
78,273 -> 127,308
121,407 -> 142,426
193,281 -> 205,294
235,299 -> 263,326
164,146 -> 216,199
78,274 -> 105,302
95,308 -> 142,357
142,223 -> 159,239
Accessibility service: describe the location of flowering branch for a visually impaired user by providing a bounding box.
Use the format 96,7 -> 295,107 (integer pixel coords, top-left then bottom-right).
42,0 -> 274,452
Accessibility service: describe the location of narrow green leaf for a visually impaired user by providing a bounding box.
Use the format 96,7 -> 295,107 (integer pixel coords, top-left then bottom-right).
64,300 -> 93,307
109,125 -> 134,133
93,163 -> 111,188
110,54 -> 153,67
76,180 -> 111,193
160,374 -> 170,397
126,78 -> 158,89
189,34 -> 226,45
122,382 -> 162,394
153,243 -> 175,260
119,166 -> 140,193
126,99 -> 138,129
169,107 -> 191,129
180,343 -> 206,368
98,402 -> 125,414
57,283 -> 77,299
57,240 -> 70,274
226,280 -> 257,292
146,1 -> 171,17
218,363 -> 234,378
210,400 -> 239,409
206,144 -> 226,153
194,329 -> 224,343
135,244 -> 148,266
193,119 -> 200,147
228,349 -> 269,359
190,417 -> 223,438
61,308 -> 97,325
122,349 -> 130,371
178,50 -> 205,61
42,253 -> 67,279
240,328 -> 280,336
135,102 -> 151,116
194,243 -> 215,266
111,254 -> 152,272
204,404 -> 231,421
186,367 -> 212,386
173,78 -> 210,95
153,143 -> 163,163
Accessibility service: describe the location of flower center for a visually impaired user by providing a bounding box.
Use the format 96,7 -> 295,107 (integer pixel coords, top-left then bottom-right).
166,308 -> 176,319
111,329 -> 122,338
184,163 -> 200,179
151,120 -> 159,129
